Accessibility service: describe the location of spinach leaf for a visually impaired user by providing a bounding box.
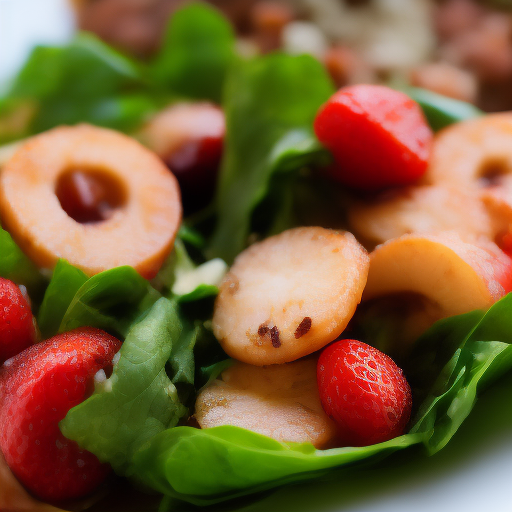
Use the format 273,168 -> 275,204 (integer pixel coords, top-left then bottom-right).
152,239 -> 226,303
126,295 -> 512,505
208,53 -> 334,263
151,2 -> 235,104
2,33 -> 156,140
132,426 -> 421,505
0,225 -> 47,302
59,266 -> 160,338
60,298 -> 187,474
406,87 -> 483,131
37,259 -> 88,339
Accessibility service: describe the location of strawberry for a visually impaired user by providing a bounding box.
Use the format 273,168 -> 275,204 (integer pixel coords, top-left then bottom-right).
0,277 -> 37,364
314,84 -> 432,189
0,328 -> 122,502
317,339 -> 412,446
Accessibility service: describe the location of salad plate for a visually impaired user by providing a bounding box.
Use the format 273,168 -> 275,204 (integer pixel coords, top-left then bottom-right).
2,1 -> 512,512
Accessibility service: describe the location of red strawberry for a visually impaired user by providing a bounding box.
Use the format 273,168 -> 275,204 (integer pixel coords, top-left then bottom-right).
0,277 -> 37,364
314,84 -> 432,189
0,328 -> 121,502
317,339 -> 412,446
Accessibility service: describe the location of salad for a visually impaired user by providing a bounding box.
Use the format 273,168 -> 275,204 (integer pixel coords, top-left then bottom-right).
1,2 -> 512,511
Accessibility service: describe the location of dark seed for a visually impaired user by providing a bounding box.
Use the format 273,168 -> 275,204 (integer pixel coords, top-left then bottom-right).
270,326 -> 281,348
294,317 -> 312,339
258,324 -> 269,336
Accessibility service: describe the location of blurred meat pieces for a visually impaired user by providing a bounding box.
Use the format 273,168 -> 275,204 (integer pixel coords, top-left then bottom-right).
410,62 -> 478,103
73,0 -> 512,112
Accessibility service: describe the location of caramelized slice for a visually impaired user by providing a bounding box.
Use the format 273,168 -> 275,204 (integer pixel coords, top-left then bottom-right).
195,358 -> 338,449
213,227 -> 369,365
349,185 -> 492,247
426,113 -> 512,189
364,233 -> 511,325
0,125 -> 181,278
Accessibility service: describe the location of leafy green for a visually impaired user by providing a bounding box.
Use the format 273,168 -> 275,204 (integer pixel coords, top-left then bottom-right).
208,53 -> 334,263
37,259 -> 88,339
0,225 -> 47,301
132,426 -> 421,505
59,266 -> 160,338
2,33 -> 156,139
122,295 -> 512,505
406,87 -> 483,131
152,239 -> 226,303
61,298 -> 187,474
151,2 -> 235,104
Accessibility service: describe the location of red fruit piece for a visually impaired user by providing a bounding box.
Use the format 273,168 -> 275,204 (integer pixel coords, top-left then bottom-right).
0,277 -> 37,364
0,328 -> 122,502
314,84 -> 433,189
317,339 -> 412,446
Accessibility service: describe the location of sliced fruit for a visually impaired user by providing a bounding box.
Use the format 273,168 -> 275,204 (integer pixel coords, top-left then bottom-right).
195,357 -> 338,448
314,84 -> 432,189
213,227 -> 369,365
348,185 -> 493,247
0,328 -> 121,502
364,233 -> 512,324
0,277 -> 37,364
139,102 -> 225,213
0,125 -> 182,278
425,112 -> 512,190
317,339 -> 412,446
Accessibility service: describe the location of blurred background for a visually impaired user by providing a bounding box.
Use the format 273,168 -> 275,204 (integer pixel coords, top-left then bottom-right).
4,0 -> 512,111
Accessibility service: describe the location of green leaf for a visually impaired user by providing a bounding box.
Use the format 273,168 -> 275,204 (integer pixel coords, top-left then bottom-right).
410,294 -> 512,453
406,87 -> 483,131
125,295 -> 512,504
131,426 -> 421,505
208,53 -> 334,263
151,2 -> 235,103
59,266 -> 160,338
61,298 -> 187,474
0,225 -> 46,302
2,33 -> 157,140
37,259 -> 88,339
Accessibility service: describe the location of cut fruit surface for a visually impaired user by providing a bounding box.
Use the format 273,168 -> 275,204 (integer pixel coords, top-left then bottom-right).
0,125 -> 182,278
195,358 -> 338,449
213,227 -> 369,365
364,233 -> 511,323
349,185 -> 493,248
425,113 -> 512,190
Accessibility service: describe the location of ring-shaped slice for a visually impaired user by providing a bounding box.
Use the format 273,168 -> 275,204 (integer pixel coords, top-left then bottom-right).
0,125 -> 182,278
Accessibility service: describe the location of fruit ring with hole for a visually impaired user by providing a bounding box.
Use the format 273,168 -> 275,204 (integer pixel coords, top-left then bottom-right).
425,113 -> 512,238
213,227 -> 369,365
0,125 -> 182,278
363,232 -> 512,340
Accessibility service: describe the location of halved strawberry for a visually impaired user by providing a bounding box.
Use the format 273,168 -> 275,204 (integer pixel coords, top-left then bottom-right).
0,328 -> 121,502
314,84 -> 432,189
0,277 -> 37,364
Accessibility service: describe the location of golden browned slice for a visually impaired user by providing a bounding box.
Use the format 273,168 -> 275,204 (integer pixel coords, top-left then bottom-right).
195,358 -> 338,449
364,233 -> 510,323
213,227 -> 369,366
425,112 -> 512,190
0,125 -> 181,278
349,185 -> 492,247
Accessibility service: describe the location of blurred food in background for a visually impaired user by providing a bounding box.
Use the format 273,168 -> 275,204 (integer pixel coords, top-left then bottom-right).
72,0 -> 512,112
